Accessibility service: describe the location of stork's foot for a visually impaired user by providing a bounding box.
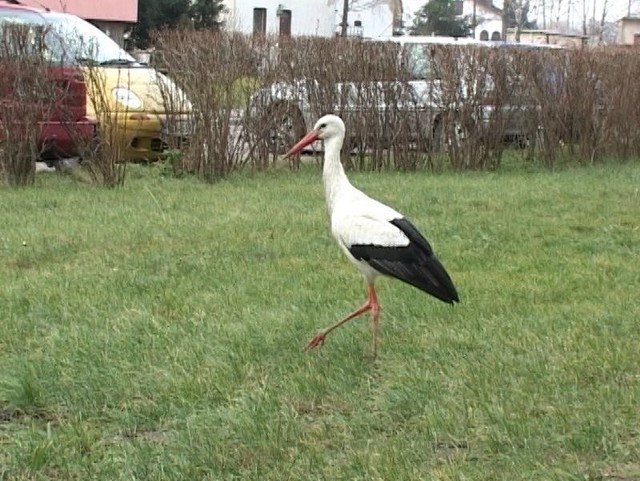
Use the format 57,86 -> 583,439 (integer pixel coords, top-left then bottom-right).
304,332 -> 326,351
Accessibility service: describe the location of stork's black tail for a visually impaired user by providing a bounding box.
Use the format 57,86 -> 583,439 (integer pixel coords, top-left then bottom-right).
349,217 -> 459,304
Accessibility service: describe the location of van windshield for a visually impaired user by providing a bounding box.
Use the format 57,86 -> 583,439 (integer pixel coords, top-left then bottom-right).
0,9 -> 136,66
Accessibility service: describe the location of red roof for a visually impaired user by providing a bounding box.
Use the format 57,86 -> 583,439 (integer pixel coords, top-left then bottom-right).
16,0 -> 138,23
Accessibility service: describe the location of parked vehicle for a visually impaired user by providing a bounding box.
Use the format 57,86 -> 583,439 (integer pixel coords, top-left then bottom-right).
0,1 -> 192,162
247,35 -> 564,154
0,4 -> 96,161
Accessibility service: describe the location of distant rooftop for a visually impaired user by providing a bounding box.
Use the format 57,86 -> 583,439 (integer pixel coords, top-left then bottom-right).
507,28 -> 589,39
16,0 -> 138,23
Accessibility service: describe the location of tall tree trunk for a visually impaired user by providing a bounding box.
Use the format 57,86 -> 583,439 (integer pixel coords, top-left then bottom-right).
514,1 -> 524,42
472,0 -> 477,38
502,0 -> 509,40
599,0 -> 608,42
341,0 -> 349,36
391,0 -> 404,34
592,0 -> 596,32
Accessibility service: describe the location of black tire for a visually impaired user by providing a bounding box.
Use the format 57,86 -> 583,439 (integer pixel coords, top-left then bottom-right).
432,113 -> 471,154
263,103 -> 306,155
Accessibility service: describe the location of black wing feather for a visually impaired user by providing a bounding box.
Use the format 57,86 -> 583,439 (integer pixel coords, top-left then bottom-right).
348,217 -> 459,304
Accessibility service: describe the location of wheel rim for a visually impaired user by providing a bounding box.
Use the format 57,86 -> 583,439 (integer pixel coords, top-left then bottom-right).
434,121 -> 459,151
269,112 -> 299,152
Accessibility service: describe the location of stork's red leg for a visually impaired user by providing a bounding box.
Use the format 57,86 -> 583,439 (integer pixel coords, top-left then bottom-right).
369,285 -> 380,357
305,283 -> 379,352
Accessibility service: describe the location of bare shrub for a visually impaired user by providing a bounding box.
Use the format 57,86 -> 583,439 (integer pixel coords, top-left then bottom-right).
153,29 -> 258,181
276,37 -> 413,171
78,64 -> 128,187
507,48 -> 569,167
246,38 -> 540,171
524,47 -> 640,166
0,23 -> 59,185
44,52 -> 129,187
0,21 -> 134,187
246,37 -> 435,171
428,45 -> 506,170
596,48 -> 640,160
559,49 -> 605,164
150,31 -> 640,175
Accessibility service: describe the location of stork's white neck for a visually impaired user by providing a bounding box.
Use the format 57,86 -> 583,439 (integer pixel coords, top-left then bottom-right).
322,134 -> 352,217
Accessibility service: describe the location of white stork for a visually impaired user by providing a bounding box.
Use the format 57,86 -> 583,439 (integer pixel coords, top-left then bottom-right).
285,114 -> 459,356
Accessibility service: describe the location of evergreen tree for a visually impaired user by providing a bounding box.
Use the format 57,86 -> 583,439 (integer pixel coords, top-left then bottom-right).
133,0 -> 225,48
410,0 -> 471,37
190,0 -> 225,30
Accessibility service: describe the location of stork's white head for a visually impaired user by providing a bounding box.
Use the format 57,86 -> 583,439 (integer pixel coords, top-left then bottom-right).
312,114 -> 345,141
285,114 -> 345,158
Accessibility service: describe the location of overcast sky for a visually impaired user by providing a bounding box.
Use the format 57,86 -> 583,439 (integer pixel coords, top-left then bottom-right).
344,0 -> 636,38
401,0 -> 638,26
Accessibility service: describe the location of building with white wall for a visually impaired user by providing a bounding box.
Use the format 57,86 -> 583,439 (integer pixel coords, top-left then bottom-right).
349,0 -> 504,41
345,0 -> 405,38
222,0 -> 507,42
223,0 -> 337,37
617,16 -> 640,45
507,28 -> 587,47
461,0 -> 503,41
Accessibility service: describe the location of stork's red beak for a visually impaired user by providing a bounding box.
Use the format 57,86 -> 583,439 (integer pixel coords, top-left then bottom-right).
284,130 -> 319,158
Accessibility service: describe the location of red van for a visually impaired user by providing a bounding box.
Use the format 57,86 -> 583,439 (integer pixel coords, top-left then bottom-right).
0,1 -> 96,161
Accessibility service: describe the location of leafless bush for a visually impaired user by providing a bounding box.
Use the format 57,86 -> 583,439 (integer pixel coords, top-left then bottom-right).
504,48 -> 568,167
150,30 -> 640,175
77,64 -> 128,187
244,37 -> 459,171
597,48 -> 640,160
271,37 -> 418,171
0,24 -> 59,185
153,29 -> 258,181
557,49 -> 605,164
0,23 -> 129,187
427,45 -> 507,170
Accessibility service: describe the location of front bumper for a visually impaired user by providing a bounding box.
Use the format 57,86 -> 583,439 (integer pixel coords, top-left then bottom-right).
107,112 -> 192,162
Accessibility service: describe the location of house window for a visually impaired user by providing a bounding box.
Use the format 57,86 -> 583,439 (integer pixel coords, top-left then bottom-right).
480,30 -> 489,40
634,33 -> 640,45
253,7 -> 267,36
454,0 -> 463,15
279,9 -> 292,36
491,31 -> 501,40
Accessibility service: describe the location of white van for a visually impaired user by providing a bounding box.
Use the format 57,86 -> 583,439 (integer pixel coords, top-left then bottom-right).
248,35 -> 564,153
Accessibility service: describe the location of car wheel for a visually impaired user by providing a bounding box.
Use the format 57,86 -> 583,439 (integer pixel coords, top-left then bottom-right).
264,103 -> 306,155
432,114 -> 468,154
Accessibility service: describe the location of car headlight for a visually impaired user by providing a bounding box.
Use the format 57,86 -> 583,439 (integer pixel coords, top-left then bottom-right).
111,87 -> 142,109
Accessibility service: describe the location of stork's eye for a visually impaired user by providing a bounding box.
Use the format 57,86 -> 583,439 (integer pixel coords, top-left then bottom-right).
319,123 -> 327,129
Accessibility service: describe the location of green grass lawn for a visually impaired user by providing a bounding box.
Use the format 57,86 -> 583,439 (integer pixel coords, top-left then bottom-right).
1,162 -> 639,480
